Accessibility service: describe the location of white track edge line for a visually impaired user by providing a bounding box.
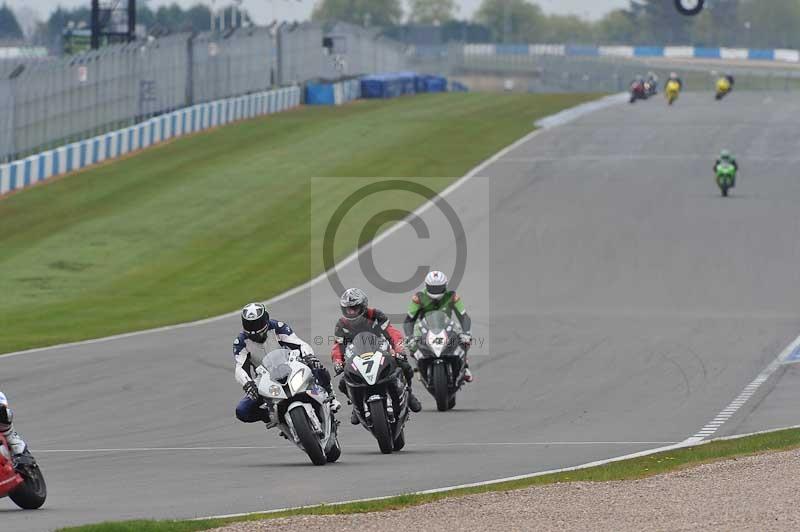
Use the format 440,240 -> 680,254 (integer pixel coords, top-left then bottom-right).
684,332 -> 800,444
192,423 -> 800,522
2,94 -> 624,360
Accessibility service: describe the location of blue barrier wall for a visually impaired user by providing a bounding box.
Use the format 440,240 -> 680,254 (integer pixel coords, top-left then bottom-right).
0,86 -> 302,196
694,47 -> 721,58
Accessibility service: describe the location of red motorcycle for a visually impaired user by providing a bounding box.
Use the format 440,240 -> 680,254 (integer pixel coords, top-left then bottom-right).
629,81 -> 648,104
0,433 -> 46,509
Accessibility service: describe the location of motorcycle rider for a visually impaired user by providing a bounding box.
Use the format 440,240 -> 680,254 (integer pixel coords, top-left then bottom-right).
233,303 -> 339,426
714,149 -> 738,186
646,71 -> 659,94
0,391 -> 28,457
403,271 -> 474,383
331,288 -> 422,424
666,71 -> 683,90
714,149 -> 738,171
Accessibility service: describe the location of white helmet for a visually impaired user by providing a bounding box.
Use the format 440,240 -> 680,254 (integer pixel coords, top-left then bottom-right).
425,270 -> 448,300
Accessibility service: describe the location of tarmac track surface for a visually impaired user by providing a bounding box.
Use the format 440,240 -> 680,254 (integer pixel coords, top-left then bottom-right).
3,92 -> 800,530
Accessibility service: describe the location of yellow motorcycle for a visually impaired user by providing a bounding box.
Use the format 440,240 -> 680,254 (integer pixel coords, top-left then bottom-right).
666,80 -> 681,105
715,77 -> 732,101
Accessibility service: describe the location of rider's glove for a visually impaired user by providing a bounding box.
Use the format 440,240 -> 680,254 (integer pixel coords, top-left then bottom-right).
459,333 -> 472,347
243,380 -> 259,401
334,362 -> 345,376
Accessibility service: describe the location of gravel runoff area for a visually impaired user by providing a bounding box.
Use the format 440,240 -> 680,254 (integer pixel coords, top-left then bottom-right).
211,448 -> 800,532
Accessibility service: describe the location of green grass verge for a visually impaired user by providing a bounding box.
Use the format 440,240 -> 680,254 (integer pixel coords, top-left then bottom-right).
0,93 -> 600,354
57,427 -> 800,532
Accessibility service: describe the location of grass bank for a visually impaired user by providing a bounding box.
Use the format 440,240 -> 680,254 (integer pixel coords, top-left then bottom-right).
0,93 -> 600,353
58,427 -> 800,531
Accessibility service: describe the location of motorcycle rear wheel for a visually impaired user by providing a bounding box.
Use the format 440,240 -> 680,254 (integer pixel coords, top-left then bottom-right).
289,408 -> 327,466
369,400 -> 394,454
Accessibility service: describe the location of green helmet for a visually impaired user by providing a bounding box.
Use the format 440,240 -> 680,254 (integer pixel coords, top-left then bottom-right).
720,149 -> 733,161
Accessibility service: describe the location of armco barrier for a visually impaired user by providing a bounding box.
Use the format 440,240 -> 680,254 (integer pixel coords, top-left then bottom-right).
0,86 -> 301,197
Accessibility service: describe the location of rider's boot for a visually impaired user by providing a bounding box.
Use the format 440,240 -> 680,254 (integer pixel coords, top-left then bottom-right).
463,368 -> 474,383
407,391 -> 422,413
350,409 -> 361,425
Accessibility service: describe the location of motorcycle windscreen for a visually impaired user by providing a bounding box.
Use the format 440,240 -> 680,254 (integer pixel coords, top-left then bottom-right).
350,332 -> 387,357
421,310 -> 451,334
261,349 -> 293,384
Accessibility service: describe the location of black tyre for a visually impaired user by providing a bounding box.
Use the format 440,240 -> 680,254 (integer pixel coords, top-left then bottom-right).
369,400 -> 394,454
289,408 -> 326,466
433,364 -> 449,412
9,461 -> 46,510
394,429 -> 406,452
447,395 -> 456,410
722,186 -> 729,197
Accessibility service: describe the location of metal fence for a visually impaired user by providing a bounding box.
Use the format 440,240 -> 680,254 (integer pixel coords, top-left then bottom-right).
0,23 -> 410,162
276,22 -> 407,85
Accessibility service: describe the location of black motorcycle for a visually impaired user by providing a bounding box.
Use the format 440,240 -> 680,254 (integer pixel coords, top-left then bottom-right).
342,333 -> 410,454
413,310 -> 468,412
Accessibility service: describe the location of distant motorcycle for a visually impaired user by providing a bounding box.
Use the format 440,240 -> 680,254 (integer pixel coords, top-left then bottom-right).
412,310 -> 469,412
256,349 -> 341,465
715,77 -> 732,101
715,161 -> 737,197
0,434 -> 46,509
644,80 -> 658,97
629,80 -> 648,104
342,333 -> 410,454
666,80 -> 681,105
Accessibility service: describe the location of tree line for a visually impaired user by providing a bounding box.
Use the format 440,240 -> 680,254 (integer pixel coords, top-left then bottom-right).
2,0 -> 800,51
315,0 -> 800,49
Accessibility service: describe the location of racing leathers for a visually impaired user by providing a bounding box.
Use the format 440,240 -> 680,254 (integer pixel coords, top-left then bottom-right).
331,308 -> 421,415
0,391 -> 27,456
233,320 -> 334,424
404,291 -> 473,373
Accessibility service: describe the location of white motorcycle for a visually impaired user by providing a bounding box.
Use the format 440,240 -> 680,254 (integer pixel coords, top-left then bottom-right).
255,349 -> 341,465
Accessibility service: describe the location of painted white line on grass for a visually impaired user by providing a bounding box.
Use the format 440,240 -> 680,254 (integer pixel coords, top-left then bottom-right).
34,441 -> 677,454
684,333 -> 800,444
2,94 -> 625,361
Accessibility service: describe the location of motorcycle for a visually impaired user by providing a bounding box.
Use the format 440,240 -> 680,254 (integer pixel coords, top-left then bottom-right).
629,81 -> 647,104
645,79 -> 658,97
342,332 -> 410,454
715,77 -> 732,101
0,434 -> 46,509
666,80 -> 681,105
715,162 -> 737,197
412,310 -> 468,412
255,349 -> 341,465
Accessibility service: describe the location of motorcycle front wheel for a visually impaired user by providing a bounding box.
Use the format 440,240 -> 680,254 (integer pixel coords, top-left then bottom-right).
369,400 -> 394,454
9,459 -> 46,510
289,408 -> 327,466
433,364 -> 450,412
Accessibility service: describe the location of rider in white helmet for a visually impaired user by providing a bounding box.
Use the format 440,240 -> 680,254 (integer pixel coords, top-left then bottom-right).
404,271 -> 474,382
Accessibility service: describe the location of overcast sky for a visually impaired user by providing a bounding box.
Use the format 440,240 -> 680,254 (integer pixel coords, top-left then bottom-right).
7,0 -> 630,25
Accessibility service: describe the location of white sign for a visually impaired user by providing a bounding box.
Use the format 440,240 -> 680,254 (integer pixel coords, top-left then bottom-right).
78,66 -> 88,83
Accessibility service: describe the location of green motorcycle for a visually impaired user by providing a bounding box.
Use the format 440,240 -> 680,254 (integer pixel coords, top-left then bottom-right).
715,162 -> 737,197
